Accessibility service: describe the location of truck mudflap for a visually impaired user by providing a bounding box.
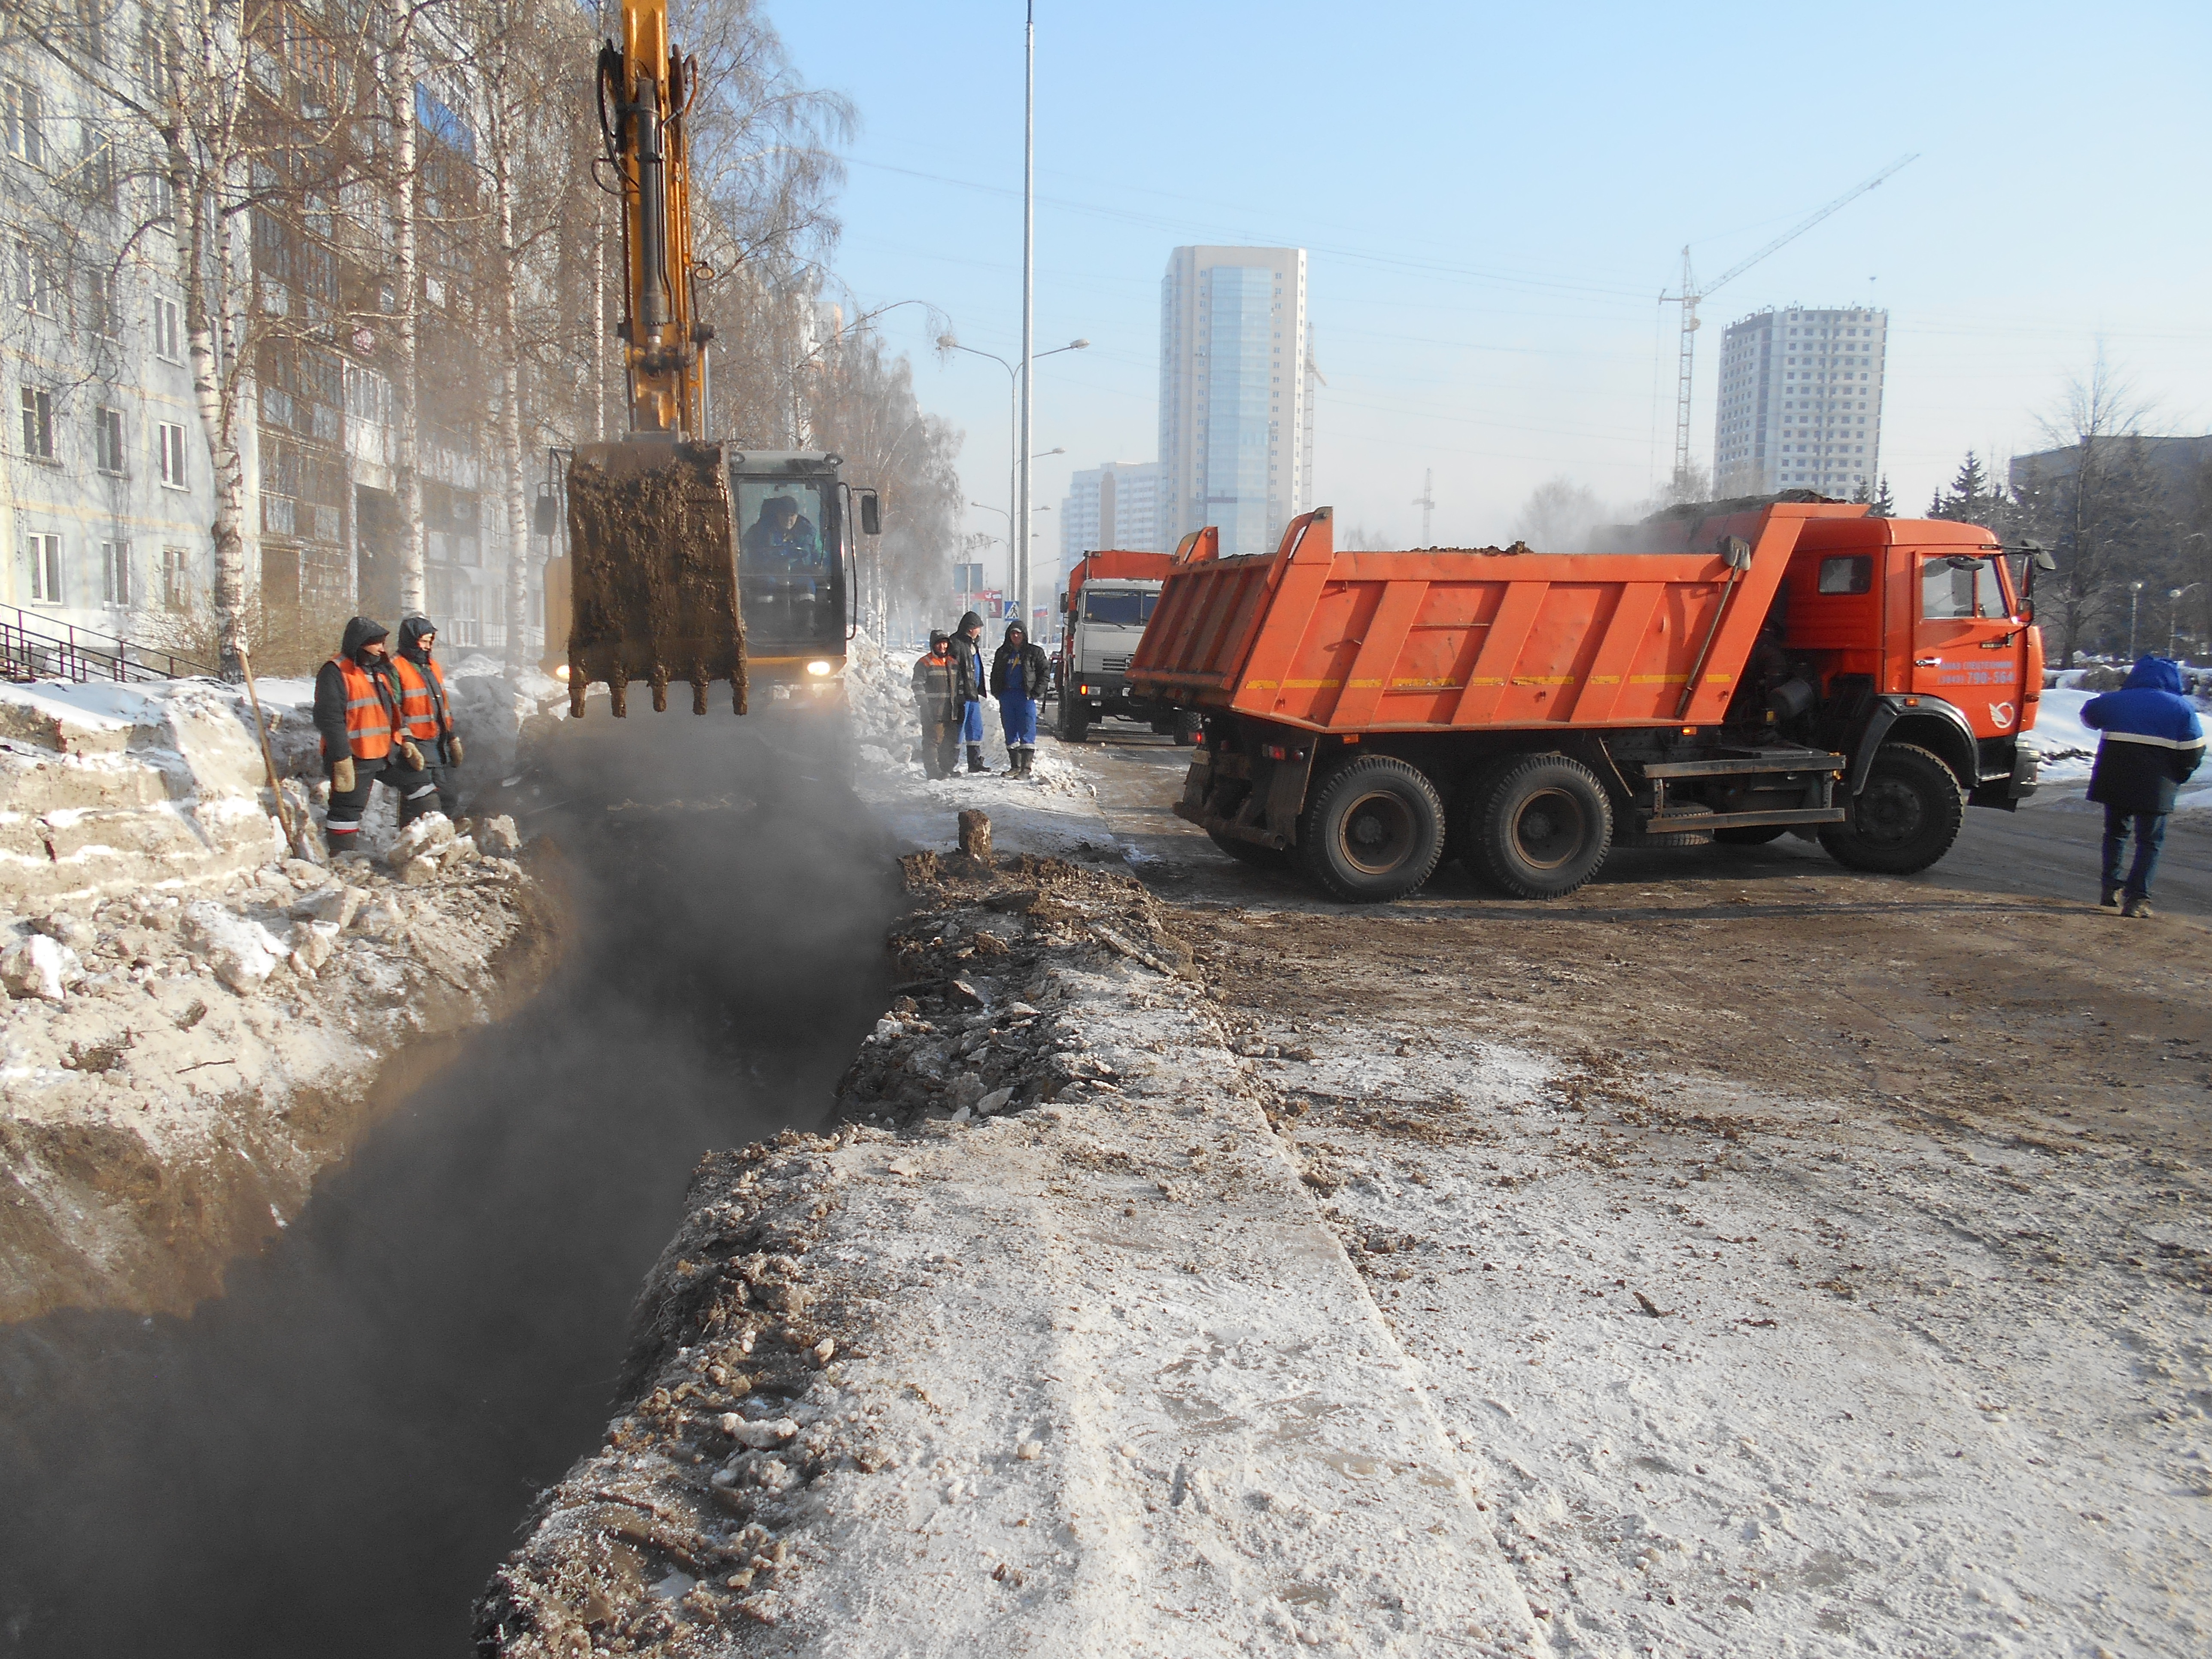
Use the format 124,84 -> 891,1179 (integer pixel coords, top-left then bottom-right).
1968,740 -> 2039,811
1173,733 -> 1316,848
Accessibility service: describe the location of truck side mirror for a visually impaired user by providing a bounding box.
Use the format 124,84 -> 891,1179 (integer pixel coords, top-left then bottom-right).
2032,548 -> 2057,573
1057,591 -> 1070,614
532,489 -> 559,538
858,490 -> 881,536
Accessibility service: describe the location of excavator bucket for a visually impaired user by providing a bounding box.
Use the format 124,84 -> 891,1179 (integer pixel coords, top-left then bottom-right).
564,437 -> 747,718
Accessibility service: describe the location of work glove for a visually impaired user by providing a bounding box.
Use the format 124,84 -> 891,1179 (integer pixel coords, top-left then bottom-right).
331,757 -> 356,794
398,739 -> 424,770
447,735 -> 465,766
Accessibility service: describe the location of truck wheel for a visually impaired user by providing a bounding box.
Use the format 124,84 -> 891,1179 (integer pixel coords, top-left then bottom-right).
1297,756 -> 1447,902
1818,743 -> 1964,874
1471,754 -> 1614,899
1207,827 -> 1291,869
1059,701 -> 1089,743
1713,824 -> 1787,846
1173,710 -> 1203,747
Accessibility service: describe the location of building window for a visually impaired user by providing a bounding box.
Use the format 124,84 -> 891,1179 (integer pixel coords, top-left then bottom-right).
94,405 -> 124,472
11,242 -> 57,314
153,295 -> 183,360
79,128 -> 116,207
146,167 -> 175,222
20,386 -> 54,458
85,263 -> 120,336
157,420 -> 188,486
101,539 -> 130,605
3,79 -> 45,167
161,545 -> 190,610
26,532 -> 63,602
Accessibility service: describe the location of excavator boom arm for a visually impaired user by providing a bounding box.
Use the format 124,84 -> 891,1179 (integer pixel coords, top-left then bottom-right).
601,0 -> 708,437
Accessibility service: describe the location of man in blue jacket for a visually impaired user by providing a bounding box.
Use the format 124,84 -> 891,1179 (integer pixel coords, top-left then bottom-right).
2081,655 -> 2205,918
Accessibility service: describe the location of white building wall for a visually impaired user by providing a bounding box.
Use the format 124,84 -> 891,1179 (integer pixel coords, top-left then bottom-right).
1060,459 -> 1163,578
1714,305 -> 1887,498
2,17 -> 222,636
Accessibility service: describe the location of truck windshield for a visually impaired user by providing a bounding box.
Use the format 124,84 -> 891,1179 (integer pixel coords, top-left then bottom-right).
1084,590 -> 1156,626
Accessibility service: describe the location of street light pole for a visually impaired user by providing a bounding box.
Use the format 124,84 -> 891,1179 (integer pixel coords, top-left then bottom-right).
1019,2 -> 1036,633
2171,582 -> 2204,660
939,336 -> 1087,612
2129,580 -> 2145,661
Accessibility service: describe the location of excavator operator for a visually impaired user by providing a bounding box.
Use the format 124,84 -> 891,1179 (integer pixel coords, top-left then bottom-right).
741,495 -> 823,573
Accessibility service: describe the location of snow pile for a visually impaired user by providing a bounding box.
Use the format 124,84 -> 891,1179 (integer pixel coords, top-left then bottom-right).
0,678 -> 295,904
477,855 -> 1537,1656
2022,686 -> 2099,782
842,628 -> 921,760
0,834 -> 549,1322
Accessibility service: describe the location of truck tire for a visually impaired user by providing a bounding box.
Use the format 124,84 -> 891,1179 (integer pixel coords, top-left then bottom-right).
1207,827 -> 1291,869
1818,743 -> 1964,875
1713,823 -> 1788,845
1470,753 -> 1613,899
1058,700 -> 1090,743
1173,709 -> 1203,747
1297,756 -> 1447,902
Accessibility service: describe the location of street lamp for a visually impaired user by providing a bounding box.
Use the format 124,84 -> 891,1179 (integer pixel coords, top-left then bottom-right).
2171,582 -> 2204,660
939,334 -> 1087,619
2128,580 -> 2146,660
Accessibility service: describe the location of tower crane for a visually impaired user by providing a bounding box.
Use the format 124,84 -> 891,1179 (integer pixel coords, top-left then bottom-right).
1660,154 -> 1917,486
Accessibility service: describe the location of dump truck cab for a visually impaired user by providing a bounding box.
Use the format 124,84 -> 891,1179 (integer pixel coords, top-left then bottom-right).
1054,550 -> 1193,742
728,450 -> 878,706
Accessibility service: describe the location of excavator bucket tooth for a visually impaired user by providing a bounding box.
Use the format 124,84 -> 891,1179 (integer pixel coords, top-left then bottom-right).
564,438 -> 748,717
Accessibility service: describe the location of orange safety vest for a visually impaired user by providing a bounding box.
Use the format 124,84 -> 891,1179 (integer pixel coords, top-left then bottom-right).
323,654 -> 396,761
394,655 -> 450,742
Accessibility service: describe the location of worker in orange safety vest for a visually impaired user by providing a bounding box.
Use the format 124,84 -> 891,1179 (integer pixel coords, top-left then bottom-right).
313,617 -> 433,853
393,613 -> 465,818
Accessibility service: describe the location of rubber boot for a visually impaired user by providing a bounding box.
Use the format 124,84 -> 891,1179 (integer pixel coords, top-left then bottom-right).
1018,746 -> 1035,777
967,744 -> 987,775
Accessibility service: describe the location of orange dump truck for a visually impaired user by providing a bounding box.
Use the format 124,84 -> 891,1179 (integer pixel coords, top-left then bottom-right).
1126,499 -> 2049,901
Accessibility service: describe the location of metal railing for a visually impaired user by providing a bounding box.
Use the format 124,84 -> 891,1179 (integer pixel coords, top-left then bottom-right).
0,605 -> 216,686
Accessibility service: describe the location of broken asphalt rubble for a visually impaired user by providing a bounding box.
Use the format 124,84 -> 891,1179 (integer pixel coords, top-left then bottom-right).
476,843 -> 1539,1656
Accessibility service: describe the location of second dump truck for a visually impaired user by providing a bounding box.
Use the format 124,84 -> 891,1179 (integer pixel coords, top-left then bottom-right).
1129,498 -> 2048,901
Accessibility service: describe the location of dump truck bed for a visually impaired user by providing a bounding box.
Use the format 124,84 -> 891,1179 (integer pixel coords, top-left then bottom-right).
1127,502 -> 1862,733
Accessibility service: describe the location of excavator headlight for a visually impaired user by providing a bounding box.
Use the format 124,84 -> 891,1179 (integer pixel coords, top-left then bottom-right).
806,659 -> 834,677
553,663 -> 571,682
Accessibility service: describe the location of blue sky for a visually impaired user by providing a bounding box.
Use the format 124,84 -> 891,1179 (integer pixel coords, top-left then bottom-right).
771,1 -> 2210,573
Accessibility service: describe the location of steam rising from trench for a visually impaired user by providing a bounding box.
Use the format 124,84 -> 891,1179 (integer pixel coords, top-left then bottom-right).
0,713 -> 899,1655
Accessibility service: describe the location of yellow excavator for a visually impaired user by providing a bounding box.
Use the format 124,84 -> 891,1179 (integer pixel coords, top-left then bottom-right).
553,0 -> 878,719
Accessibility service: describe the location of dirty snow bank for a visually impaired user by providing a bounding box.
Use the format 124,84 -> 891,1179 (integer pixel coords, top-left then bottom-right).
477,855 -> 1536,1656
0,814 -> 555,1322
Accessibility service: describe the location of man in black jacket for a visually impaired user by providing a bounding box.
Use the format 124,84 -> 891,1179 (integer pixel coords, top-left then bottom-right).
313,617 -> 427,855
951,611 -> 990,773
989,622 -> 1050,777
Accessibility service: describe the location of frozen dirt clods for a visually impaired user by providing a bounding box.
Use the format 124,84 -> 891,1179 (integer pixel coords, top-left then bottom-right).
477,852 -> 1540,1657
0,842 -> 559,1323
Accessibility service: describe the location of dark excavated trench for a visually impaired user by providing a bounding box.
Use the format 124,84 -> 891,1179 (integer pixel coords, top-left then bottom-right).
0,714 -> 900,1656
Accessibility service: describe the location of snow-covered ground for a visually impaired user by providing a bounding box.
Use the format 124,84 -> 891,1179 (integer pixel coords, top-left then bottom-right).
1257,1019 -> 2210,1658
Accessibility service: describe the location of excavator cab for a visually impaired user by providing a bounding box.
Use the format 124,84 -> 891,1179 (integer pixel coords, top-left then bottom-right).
730,452 -> 879,702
